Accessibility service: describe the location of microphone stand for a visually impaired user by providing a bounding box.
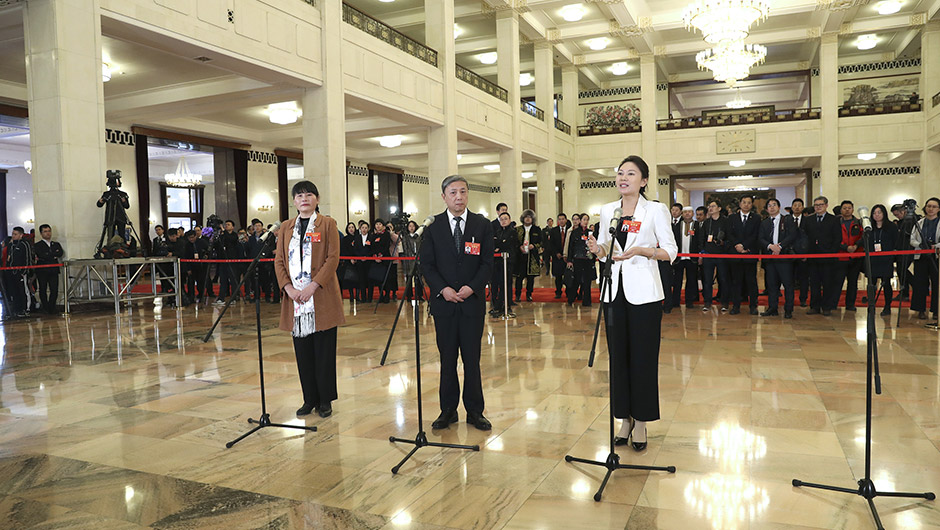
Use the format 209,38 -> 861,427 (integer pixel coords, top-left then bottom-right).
388,247 -> 480,474
202,231 -> 317,448
587,272 -> 607,367
793,228 -> 934,529
566,229 -> 676,501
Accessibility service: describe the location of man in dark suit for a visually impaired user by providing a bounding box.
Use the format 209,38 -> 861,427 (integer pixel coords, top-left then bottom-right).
421,175 -> 494,431
671,206 -> 699,309
728,195 -> 761,315
546,213 -> 570,299
759,199 -> 799,318
790,198 -> 810,306
802,196 -> 842,316
33,224 -> 64,315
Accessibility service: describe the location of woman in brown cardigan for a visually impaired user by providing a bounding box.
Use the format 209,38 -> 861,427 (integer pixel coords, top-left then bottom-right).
274,181 -> 346,418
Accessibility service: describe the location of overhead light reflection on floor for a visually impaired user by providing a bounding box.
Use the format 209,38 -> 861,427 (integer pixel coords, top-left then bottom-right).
396,406 -> 404,426
390,511 -> 412,526
699,422 -> 767,473
684,474 -> 770,530
571,479 -> 591,495
388,373 -> 409,395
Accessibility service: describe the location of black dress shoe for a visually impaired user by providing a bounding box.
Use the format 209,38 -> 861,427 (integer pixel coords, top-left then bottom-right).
760,309 -> 779,317
526,295 -> 533,302
632,425 -> 647,452
663,307 -> 672,314
466,411 -> 492,431
729,308 -> 740,315
784,311 -> 793,319
845,306 -> 857,312
431,409 -> 458,429
822,309 -> 832,316
317,404 -> 332,418
880,308 -> 891,316
296,403 -> 316,416
749,308 -> 759,315
807,308 -> 821,315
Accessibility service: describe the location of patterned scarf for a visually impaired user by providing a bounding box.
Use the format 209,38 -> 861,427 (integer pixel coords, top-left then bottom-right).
288,214 -> 316,337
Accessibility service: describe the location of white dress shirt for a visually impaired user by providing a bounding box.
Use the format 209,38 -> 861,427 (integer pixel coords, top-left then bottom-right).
448,209 -> 469,237
679,220 -> 692,260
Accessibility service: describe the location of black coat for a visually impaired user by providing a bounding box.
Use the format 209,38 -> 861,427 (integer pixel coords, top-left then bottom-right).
758,215 -> 799,255
566,226 -> 595,261
697,216 -> 730,254
420,211 -> 494,318
33,240 -> 64,266
671,220 -> 701,257
493,224 -> 519,275
802,213 -> 842,254
866,221 -> 899,278
729,212 -> 762,253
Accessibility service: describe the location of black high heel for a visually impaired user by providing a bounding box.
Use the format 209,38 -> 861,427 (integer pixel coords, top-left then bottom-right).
614,417 -> 635,446
632,423 -> 647,451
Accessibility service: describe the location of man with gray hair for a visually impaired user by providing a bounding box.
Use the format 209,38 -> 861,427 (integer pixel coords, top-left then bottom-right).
802,195 -> 841,316
421,175 -> 495,431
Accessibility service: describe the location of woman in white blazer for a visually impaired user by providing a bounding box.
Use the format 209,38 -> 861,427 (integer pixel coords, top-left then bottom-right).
587,155 -> 678,451
909,197 -> 940,319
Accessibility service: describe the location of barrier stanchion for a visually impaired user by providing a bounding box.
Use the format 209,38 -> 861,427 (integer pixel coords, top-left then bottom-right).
501,252 -> 514,320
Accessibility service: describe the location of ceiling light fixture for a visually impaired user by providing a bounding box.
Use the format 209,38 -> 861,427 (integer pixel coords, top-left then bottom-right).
683,0 -> 770,44
453,24 -> 462,38
729,160 -> 746,167
102,62 -> 112,82
456,154 -> 463,161
483,164 -> 500,171
519,73 -> 534,86
560,4 -> 586,22
856,34 -> 878,50
875,0 -> 902,14
267,102 -> 302,125
586,37 -> 609,51
164,157 -> 202,187
858,152 -> 877,161
23,160 -> 31,174
610,62 -> 630,75
696,41 -> 767,86
378,135 -> 403,148
479,52 -> 498,64
522,171 -> 534,178
726,88 -> 752,109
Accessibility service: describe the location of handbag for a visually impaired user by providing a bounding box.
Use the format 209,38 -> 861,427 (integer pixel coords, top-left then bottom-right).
343,265 -> 359,283
368,262 -> 388,284
562,265 -> 575,287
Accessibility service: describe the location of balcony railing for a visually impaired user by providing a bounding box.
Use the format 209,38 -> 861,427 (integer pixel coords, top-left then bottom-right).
455,64 -> 508,102
521,100 -> 544,121
656,107 -> 820,130
342,3 -> 437,68
554,118 -> 571,135
578,124 -> 641,136
838,100 -> 922,117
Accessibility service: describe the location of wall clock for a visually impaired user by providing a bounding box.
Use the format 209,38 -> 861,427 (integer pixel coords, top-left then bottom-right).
716,129 -> 756,154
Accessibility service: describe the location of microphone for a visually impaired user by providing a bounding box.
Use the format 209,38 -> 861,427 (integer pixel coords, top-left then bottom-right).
415,215 -> 435,237
858,207 -> 872,232
608,208 -> 623,234
260,221 -> 281,241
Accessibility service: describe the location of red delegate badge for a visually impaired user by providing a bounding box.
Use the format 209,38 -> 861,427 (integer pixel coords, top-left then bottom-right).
311,232 -> 321,243
621,220 -> 642,233
464,242 -> 481,255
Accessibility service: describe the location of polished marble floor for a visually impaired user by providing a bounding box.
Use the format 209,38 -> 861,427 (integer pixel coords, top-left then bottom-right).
0,281 -> 939,529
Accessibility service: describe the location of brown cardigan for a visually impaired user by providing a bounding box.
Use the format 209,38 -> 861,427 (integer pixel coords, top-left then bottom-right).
274,214 -> 346,333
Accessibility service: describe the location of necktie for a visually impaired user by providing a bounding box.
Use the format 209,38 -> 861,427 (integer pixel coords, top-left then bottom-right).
454,217 -> 463,253
818,215 -> 823,223
773,217 -> 779,245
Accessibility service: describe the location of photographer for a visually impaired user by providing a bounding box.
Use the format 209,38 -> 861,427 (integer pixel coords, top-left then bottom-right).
214,220 -> 242,304
248,219 -> 277,303
910,197 -> 940,320
96,170 -> 130,250
154,227 -> 185,304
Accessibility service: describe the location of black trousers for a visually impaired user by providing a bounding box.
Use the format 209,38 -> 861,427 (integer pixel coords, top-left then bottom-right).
434,308 -> 485,414
730,259 -> 759,310
659,261 -> 673,309
36,270 -> 59,313
514,274 -> 535,297
911,256 -> 938,313
765,260 -> 794,312
671,260 -> 698,308
794,259 -> 809,304
403,268 -> 424,300
491,260 -> 509,310
869,275 -> 894,308
605,291 -> 662,421
551,257 -> 567,297
292,327 -> 338,407
3,272 -> 26,314
357,262 -> 372,301
701,257 -> 729,307
218,263 -> 237,299
835,258 -> 863,309
809,259 -> 837,310
568,260 -> 594,306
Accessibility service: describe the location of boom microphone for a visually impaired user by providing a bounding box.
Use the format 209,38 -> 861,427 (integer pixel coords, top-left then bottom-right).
260,221 -> 281,241
609,208 -> 623,234
415,215 -> 435,237
858,207 -> 871,232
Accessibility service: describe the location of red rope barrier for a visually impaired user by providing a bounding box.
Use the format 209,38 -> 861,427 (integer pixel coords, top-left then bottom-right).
0,263 -> 65,271
678,249 -> 935,259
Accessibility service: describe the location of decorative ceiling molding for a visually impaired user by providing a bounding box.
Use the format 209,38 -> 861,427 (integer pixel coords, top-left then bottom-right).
545,28 -> 562,44
481,0 -> 530,16
911,13 -> 927,26
806,27 -> 821,39
608,19 -> 651,38
815,0 -> 870,12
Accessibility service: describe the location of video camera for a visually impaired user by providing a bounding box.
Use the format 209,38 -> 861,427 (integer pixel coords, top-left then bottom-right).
903,198 -> 918,220
106,169 -> 122,189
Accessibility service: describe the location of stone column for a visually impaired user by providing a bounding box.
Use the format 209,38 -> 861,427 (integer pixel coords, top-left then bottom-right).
921,22 -> 940,197
640,54 -> 663,201
818,33 -> 839,200
497,11 -> 523,214
563,168 -> 580,215
304,0 -> 347,222
425,0 -> 458,212
561,66 -> 579,126
25,0 -> 107,258
534,41 -> 555,219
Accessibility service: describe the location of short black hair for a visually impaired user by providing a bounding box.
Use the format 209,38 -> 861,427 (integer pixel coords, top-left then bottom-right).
695,206 -> 706,213
891,204 -> 904,212
167,230 -> 179,238
766,198 -> 781,208
291,180 -> 319,197
39,224 -> 51,232
498,212 -> 511,219
185,230 -> 198,238
374,218 -> 386,226
358,220 -> 369,227
840,199 -> 853,208
739,195 -> 753,202
251,218 -> 263,226
496,202 -> 508,211
12,226 -> 24,234
672,202 -> 683,209
225,219 -> 235,226
792,198 -> 804,206
557,212 -> 567,219
155,224 -> 164,230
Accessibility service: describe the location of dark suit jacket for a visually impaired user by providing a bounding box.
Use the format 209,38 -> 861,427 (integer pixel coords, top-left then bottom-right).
802,213 -> 842,254
33,240 -> 64,266
729,212 -> 762,253
759,215 -> 799,255
421,211 -> 494,318
671,220 -> 700,258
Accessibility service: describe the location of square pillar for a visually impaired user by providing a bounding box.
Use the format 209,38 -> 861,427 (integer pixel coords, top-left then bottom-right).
639,54 -> 663,200
818,33 -> 839,200
497,11 -> 522,214
425,0 -> 458,210
534,41 -> 555,219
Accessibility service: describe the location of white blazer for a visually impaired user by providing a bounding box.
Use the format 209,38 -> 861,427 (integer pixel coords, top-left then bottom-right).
596,196 -> 678,305
910,217 -> 940,260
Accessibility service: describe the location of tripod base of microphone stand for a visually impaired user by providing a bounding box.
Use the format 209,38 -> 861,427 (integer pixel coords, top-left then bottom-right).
924,321 -> 939,330
564,452 -> 676,502
792,477 -> 935,530
388,431 -> 480,474
225,413 -> 317,449
499,312 -> 516,320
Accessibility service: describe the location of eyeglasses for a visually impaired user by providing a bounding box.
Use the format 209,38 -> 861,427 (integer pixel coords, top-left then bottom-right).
813,203 -> 826,207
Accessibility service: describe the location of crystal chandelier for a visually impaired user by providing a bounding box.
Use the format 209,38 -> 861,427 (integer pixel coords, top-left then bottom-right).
164,157 -> 202,187
696,41 -> 767,86
683,0 -> 770,44
726,88 -> 752,109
